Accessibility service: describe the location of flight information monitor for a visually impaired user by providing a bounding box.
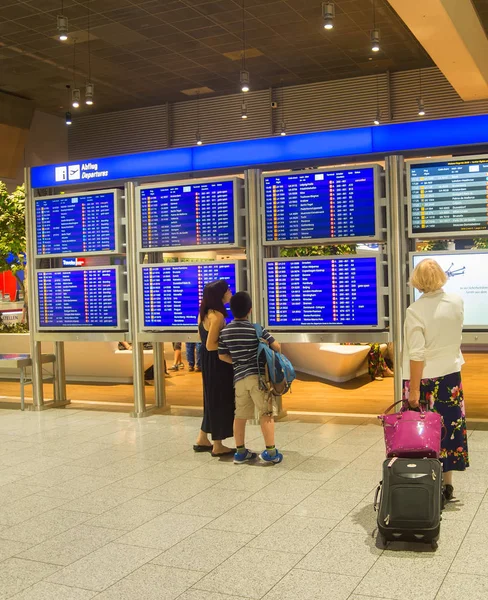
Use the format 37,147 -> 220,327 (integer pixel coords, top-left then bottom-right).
141,262 -> 240,330
35,189 -> 122,256
408,155 -> 488,238
263,165 -> 380,245
37,266 -> 125,330
411,251 -> 488,329
138,177 -> 241,251
265,256 -> 382,329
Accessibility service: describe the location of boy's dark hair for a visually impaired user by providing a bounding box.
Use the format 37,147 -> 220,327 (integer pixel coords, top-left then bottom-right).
230,291 -> 252,319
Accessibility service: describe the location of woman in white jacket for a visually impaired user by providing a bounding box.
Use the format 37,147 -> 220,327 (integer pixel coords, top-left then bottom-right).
403,258 -> 469,501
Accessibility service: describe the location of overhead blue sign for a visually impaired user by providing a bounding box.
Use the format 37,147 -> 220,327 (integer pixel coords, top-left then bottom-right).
30,114 -> 488,189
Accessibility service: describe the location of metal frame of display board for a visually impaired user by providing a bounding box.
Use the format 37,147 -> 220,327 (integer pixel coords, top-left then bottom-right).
406,153 -> 488,240
24,125 -> 488,416
261,163 -> 384,247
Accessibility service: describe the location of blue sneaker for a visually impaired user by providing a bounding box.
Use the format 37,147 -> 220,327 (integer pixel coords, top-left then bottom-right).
233,449 -> 257,464
260,449 -> 283,464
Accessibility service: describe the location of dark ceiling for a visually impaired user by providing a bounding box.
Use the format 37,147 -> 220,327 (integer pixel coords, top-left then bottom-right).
2,0 -> 475,118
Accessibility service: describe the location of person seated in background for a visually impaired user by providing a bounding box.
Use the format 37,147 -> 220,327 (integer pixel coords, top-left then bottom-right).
169,342 -> 184,371
186,342 -> 202,372
118,341 -> 168,384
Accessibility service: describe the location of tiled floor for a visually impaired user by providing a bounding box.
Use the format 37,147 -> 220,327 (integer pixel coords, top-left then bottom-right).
0,408 -> 486,600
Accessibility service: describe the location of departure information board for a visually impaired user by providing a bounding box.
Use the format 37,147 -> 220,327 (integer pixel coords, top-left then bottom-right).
142,262 -> 238,329
265,257 -> 380,328
37,267 -> 121,329
139,179 -> 238,251
409,156 -> 488,237
35,191 -> 118,256
263,166 -> 378,244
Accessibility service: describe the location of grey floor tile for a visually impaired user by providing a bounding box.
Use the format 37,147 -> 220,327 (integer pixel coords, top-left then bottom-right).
0,482 -> 44,505
9,581 -> 97,600
185,462 -> 239,482
213,465 -> 285,493
284,456 -> 348,482
178,591 -> 253,600
20,465 -> 95,489
451,470 -> 488,494
0,493 -> 67,527
355,554 -> 450,600
319,467 -> 380,495
451,533 -> 488,575
170,487 -> 252,518
116,465 -> 187,490
153,528 -> 253,573
249,476 -> 322,506
63,484 -> 144,515
280,434 -> 334,455
247,514 -> 334,554
92,563 -> 202,600
0,538 -> 32,561
468,502 -> 488,535
334,501 -> 377,535
442,491 -> 484,522
0,557 -> 59,600
289,489 -> 366,521
262,569 -> 360,600
37,475 -> 116,501
86,497 -> 175,530
17,524 -> 124,566
205,500 -> 291,535
46,542 -> 160,592
436,573 -> 488,600
193,547 -> 302,599
297,530 -> 382,577
117,512 -> 212,550
0,509 -> 91,545
140,475 -> 217,503
315,443 -> 367,463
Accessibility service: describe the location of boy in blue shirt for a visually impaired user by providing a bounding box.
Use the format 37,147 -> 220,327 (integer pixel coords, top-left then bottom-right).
218,291 -> 283,464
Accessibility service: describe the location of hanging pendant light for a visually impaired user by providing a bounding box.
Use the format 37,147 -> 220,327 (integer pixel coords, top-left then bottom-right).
241,98 -> 248,119
195,94 -> 203,145
371,0 -> 380,52
239,0 -> 250,93
71,40 -> 80,108
57,1 -> 68,41
322,2 -> 335,30
85,1 -> 94,106
417,69 -> 426,116
373,75 -> 381,125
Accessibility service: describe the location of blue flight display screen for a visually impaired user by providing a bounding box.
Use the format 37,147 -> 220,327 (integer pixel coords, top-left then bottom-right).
263,167 -> 377,242
410,158 -> 488,235
37,268 -> 119,328
142,263 -> 237,328
140,180 -> 236,249
36,192 -> 116,255
266,257 -> 379,327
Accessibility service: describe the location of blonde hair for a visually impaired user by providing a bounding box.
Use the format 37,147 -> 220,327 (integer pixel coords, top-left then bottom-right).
410,258 -> 447,293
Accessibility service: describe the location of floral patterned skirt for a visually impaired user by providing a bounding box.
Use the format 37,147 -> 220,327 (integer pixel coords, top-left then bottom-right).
402,372 -> 469,473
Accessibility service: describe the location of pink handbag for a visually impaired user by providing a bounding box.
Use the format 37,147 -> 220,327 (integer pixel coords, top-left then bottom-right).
378,401 -> 444,459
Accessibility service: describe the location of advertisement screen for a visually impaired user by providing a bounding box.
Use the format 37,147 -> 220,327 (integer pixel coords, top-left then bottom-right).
412,252 -> 488,328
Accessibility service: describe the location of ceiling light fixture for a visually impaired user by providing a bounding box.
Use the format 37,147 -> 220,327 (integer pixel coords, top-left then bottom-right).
322,2 -> 335,30
373,74 -> 381,125
65,111 -> 72,125
240,0 -> 250,93
417,69 -> 426,116
71,40 -> 80,108
371,0 -> 380,52
57,1 -> 68,41
241,98 -> 248,119
280,121 -> 287,136
85,0 -> 94,106
278,79 -> 287,136
65,84 -> 72,125
195,93 -> 203,145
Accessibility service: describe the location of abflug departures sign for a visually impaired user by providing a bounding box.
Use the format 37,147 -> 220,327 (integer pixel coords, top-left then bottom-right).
30,115 -> 488,189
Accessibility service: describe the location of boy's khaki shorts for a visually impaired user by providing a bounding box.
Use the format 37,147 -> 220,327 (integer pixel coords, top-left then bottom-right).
235,375 -> 270,420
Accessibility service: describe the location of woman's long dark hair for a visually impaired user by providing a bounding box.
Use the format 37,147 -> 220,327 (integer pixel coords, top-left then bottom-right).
199,280 -> 229,322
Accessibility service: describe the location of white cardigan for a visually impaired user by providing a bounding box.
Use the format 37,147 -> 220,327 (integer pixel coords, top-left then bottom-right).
402,290 -> 464,379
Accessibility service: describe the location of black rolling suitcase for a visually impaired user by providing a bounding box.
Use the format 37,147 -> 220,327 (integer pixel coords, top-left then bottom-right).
374,456 -> 443,549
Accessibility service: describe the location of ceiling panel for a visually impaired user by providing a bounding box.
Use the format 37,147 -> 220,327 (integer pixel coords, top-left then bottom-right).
0,0 -> 433,117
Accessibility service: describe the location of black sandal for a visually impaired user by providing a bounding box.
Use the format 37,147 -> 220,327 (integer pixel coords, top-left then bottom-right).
443,484 -> 454,501
193,444 -> 213,453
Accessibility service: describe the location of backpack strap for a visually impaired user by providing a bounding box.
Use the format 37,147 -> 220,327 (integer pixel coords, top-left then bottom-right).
253,323 -> 264,340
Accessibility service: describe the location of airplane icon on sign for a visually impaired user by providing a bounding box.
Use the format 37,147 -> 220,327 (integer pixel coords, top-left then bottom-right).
68,165 -> 81,180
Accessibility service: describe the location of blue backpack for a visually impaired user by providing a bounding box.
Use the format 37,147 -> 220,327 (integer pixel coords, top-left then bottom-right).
253,324 -> 296,396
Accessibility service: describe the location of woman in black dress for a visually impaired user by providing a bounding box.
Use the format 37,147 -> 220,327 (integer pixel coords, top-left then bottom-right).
193,280 -> 235,456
